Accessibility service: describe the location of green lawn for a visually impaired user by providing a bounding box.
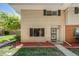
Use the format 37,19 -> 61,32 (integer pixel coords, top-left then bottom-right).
0,35 -> 16,42
0,45 -> 22,56
68,48 -> 79,55
0,45 -> 11,55
14,47 -> 65,56
0,35 -> 21,56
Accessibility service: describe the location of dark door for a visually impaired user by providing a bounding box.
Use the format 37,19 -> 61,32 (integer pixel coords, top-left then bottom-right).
51,28 -> 57,42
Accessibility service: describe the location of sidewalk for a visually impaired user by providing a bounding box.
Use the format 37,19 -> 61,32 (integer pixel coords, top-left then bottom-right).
55,44 -> 77,56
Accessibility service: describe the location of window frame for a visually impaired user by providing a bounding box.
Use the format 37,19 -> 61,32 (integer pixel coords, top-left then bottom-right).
30,28 -> 45,37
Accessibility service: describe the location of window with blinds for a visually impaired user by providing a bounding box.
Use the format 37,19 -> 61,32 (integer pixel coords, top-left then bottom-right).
30,28 -> 45,37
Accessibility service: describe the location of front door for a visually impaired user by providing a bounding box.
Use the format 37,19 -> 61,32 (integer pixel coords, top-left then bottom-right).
51,28 -> 58,42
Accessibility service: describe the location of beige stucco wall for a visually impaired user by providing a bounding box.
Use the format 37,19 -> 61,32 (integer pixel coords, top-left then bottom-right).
66,7 -> 79,25
21,9 -> 65,42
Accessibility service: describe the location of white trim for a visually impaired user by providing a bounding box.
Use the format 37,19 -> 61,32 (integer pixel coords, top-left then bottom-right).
64,41 -> 72,46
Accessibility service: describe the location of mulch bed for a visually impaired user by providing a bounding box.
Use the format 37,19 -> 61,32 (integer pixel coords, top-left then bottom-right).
63,42 -> 79,48
12,41 -> 55,48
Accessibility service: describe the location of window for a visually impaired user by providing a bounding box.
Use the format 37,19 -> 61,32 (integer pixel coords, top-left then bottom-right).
74,7 -> 79,14
30,28 -> 34,36
34,28 -> 40,36
74,27 -> 79,36
43,10 -> 61,16
46,11 -> 52,16
30,28 -> 45,37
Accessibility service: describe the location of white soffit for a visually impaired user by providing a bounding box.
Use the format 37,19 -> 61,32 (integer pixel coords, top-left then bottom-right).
9,3 -> 72,14
71,3 -> 79,7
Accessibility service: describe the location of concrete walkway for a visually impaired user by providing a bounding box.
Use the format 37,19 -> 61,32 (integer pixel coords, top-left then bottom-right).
3,44 -> 23,56
55,44 -> 77,56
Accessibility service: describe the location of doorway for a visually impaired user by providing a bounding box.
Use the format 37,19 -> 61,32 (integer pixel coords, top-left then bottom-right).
51,26 -> 60,43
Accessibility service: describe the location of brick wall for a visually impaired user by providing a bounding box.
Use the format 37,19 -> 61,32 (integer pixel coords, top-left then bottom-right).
65,25 -> 79,43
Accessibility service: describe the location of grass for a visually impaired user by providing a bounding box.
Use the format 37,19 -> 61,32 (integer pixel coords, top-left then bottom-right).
0,45 -> 11,55
68,48 -> 79,55
14,47 -> 65,56
0,35 -> 20,56
0,35 -> 16,42
0,45 -> 22,56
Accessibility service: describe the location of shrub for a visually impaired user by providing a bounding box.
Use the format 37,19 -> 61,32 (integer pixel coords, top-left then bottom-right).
15,31 -> 21,42
4,31 -> 10,35
15,35 -> 21,42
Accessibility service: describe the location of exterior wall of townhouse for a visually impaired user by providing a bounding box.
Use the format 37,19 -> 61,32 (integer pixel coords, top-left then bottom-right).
65,25 -> 79,43
65,7 -> 79,43
21,9 -> 65,42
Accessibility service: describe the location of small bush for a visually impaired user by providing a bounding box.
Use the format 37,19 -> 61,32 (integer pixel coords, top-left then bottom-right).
4,31 -> 10,35
15,35 -> 21,42
15,31 -> 21,42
